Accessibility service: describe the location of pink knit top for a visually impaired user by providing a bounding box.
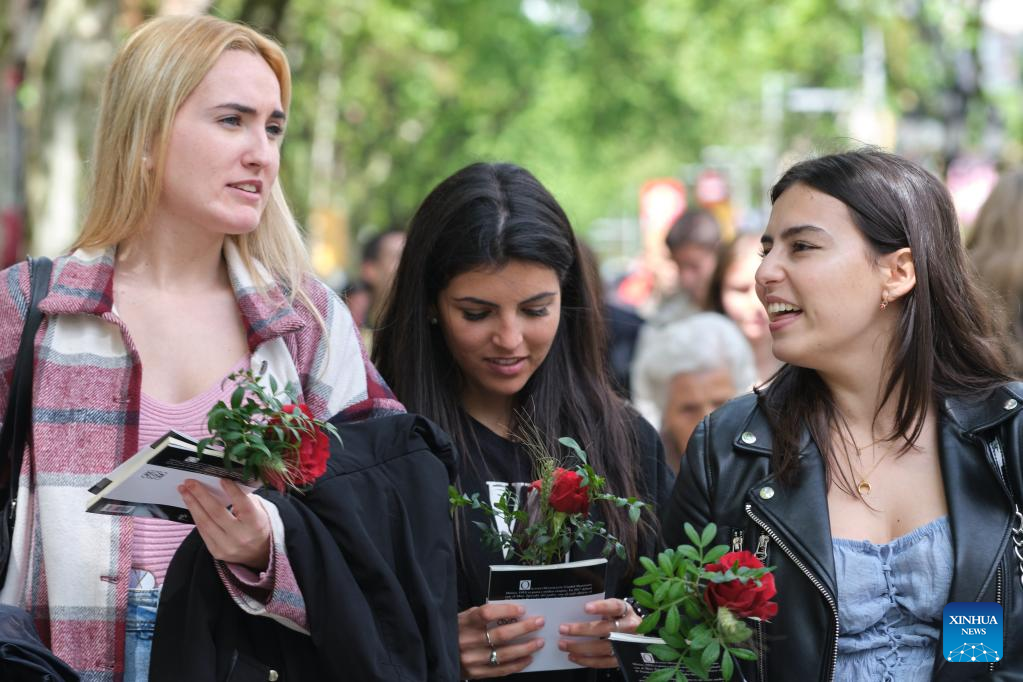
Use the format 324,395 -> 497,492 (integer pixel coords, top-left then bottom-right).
133,359 -> 248,585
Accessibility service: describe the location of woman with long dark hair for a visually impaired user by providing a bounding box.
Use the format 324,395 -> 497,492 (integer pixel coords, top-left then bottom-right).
663,149 -> 1023,680
373,162 -> 673,680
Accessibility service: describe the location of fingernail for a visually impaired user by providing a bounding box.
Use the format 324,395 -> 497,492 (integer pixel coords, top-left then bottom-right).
535,617 -> 545,627
558,640 -> 568,651
535,639 -> 545,649
516,606 -> 525,616
584,603 -> 596,613
559,625 -> 568,635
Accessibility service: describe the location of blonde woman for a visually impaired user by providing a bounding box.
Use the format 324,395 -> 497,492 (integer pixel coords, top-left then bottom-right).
967,169 -> 1023,376
0,15 -> 400,680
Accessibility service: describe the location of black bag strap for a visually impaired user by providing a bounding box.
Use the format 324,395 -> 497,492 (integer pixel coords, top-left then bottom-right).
0,257 -> 52,525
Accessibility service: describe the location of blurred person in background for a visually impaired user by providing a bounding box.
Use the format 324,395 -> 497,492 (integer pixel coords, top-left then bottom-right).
631,312 -> 756,472
339,279 -> 372,327
633,209 -> 724,385
578,240 -> 644,399
660,208 -> 722,316
967,169 -> 1023,377
344,227 -> 405,351
359,227 -> 406,315
709,232 -> 781,383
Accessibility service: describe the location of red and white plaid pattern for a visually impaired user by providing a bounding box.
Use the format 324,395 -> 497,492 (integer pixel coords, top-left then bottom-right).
0,242 -> 403,680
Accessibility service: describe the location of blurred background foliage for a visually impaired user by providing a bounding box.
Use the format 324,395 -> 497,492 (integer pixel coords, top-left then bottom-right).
2,0 -> 1021,273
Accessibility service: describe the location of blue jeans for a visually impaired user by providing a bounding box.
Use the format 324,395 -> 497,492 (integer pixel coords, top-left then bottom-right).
124,576 -> 160,682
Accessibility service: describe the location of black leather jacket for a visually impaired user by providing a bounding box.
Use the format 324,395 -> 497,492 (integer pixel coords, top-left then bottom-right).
662,384 -> 1023,681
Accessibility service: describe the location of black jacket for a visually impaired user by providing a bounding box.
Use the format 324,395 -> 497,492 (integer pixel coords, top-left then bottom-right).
662,384 -> 1023,682
150,413 -> 461,682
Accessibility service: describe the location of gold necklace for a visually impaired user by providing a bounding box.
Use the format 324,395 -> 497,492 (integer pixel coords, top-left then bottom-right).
850,437 -> 891,496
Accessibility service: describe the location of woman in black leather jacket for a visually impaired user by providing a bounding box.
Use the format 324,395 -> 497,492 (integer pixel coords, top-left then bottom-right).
663,149 -> 1023,681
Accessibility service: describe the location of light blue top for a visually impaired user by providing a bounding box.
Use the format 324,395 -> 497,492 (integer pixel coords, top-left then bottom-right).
832,516 -> 953,682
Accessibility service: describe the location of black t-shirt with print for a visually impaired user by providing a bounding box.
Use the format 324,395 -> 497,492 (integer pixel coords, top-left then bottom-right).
455,414 -> 674,682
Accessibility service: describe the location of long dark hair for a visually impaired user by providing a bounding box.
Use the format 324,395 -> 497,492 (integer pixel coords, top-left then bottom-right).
760,149 -> 1011,490
373,162 -> 654,564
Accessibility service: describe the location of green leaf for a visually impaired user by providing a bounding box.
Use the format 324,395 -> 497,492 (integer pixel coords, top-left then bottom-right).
690,628 -> 712,650
645,669 -> 676,682
557,436 -> 586,463
730,648 -> 757,661
659,553 -> 674,576
700,640 -> 720,670
700,523 -> 717,547
662,632 -> 686,650
230,386 -> 245,410
684,522 -> 701,546
664,604 -> 680,635
648,644 -> 681,662
682,653 -> 709,679
629,503 -> 642,524
632,588 -> 656,610
654,580 -> 671,603
678,545 -> 700,562
639,556 -> 659,574
721,651 -> 734,681
636,611 -> 660,634
703,545 -> 729,564
227,442 -> 249,461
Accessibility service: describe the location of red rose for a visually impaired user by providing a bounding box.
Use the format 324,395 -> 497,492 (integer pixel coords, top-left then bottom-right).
703,550 -> 778,620
546,467 -> 589,515
267,403 -> 330,490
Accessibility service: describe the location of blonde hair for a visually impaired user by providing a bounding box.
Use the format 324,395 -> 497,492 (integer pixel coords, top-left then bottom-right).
967,169 -> 1023,374
72,15 -> 316,310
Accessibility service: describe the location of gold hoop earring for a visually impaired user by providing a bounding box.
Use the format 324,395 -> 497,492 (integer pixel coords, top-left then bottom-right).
880,293 -> 889,310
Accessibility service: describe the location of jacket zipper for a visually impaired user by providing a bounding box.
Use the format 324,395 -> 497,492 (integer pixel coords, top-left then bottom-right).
983,434 -> 1012,674
731,529 -> 744,552
991,565 -> 1002,673
753,534 -> 770,682
746,504 -> 839,682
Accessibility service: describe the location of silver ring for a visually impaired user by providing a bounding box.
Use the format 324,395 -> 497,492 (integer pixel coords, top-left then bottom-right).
489,648 -> 499,666
619,599 -> 629,617
484,629 -> 494,648
613,618 -> 621,631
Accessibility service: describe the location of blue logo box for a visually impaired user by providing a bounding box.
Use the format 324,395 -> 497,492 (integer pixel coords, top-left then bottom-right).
943,602 -> 1003,663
